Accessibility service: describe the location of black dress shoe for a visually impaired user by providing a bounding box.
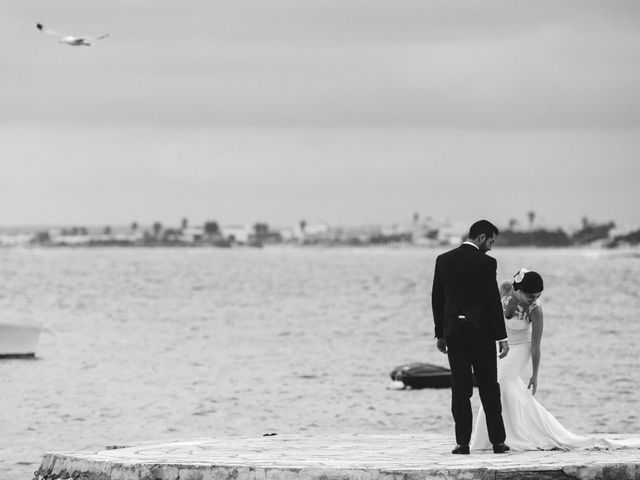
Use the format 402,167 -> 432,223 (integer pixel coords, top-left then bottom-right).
493,443 -> 510,454
452,445 -> 470,454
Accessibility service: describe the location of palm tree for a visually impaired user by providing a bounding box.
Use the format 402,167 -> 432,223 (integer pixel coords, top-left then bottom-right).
204,221 -> 220,236
527,211 -> 536,229
254,223 -> 269,235
152,222 -> 162,238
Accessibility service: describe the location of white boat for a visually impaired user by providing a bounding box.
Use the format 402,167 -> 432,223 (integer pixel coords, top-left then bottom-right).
0,323 -> 42,358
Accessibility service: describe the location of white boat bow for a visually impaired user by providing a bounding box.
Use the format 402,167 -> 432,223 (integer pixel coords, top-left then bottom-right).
0,322 -> 42,358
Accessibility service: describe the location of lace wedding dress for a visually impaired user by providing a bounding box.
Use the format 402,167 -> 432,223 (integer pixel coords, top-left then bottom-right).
471,296 -> 639,451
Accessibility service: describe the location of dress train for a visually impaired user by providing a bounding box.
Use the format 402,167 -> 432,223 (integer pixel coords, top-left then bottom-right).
471,343 -> 640,451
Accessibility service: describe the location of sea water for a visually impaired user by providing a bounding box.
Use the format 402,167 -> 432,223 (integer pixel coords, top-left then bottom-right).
0,247 -> 638,479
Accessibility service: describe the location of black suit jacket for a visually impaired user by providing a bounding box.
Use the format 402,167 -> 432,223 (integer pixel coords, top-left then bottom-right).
431,244 -> 507,340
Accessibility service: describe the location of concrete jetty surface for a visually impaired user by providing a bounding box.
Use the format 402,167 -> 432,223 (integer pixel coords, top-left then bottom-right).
35,433 -> 640,480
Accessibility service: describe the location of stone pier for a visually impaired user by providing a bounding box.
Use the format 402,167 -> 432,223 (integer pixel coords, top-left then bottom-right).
35,434 -> 640,480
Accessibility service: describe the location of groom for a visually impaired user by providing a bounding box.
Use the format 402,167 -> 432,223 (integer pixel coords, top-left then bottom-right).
431,220 -> 510,454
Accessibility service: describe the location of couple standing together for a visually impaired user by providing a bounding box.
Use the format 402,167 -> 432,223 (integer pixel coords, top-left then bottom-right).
431,220 -> 636,453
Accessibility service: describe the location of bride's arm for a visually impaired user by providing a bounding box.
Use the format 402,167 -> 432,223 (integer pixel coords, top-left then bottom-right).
529,308 -> 544,395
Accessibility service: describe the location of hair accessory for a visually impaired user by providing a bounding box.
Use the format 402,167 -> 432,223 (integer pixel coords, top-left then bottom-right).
513,268 -> 529,284
513,269 -> 544,293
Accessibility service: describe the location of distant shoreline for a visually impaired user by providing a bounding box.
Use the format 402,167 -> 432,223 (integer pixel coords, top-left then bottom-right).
1,219 -> 638,249
2,242 -> 639,251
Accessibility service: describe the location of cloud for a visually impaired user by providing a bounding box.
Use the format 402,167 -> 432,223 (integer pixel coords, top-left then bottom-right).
1,124 -> 639,226
2,1 -> 640,127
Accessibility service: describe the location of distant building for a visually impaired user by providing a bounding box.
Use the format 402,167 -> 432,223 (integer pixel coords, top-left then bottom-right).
278,227 -> 297,242
180,227 -> 204,243
294,222 -> 330,243
0,233 -> 34,247
221,225 -> 251,244
436,221 -> 467,246
50,229 -> 91,246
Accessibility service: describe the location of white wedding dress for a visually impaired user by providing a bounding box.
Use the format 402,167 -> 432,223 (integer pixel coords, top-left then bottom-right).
471,296 -> 639,451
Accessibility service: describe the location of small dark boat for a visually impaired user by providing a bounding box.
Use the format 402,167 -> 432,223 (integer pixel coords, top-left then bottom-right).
390,362 -> 453,389
390,362 -> 478,389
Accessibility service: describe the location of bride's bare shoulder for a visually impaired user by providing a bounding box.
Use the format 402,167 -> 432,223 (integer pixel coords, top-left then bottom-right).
499,281 -> 513,296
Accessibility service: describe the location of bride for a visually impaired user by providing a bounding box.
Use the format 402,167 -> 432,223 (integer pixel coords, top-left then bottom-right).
471,269 -> 638,451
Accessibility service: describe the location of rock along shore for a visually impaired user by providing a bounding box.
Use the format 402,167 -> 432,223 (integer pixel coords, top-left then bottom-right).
35,433 -> 640,480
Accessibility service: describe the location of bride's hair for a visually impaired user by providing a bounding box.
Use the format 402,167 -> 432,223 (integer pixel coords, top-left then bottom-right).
513,269 -> 544,293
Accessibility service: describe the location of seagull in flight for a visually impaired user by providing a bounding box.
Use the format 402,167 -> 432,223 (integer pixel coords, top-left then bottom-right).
36,23 -> 109,46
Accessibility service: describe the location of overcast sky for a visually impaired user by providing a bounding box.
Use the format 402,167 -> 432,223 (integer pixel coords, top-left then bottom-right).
1,1 -> 639,228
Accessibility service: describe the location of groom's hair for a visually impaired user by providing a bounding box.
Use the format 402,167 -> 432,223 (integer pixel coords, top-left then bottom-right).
468,220 -> 499,240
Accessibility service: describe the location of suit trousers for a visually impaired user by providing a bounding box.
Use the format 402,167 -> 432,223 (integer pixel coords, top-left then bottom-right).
446,322 -> 506,446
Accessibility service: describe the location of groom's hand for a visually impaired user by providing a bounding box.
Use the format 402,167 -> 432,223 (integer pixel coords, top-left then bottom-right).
436,338 -> 448,354
498,340 -> 509,358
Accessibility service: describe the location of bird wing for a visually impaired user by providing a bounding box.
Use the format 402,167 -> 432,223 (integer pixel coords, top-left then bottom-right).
36,23 -> 66,38
89,33 -> 110,41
